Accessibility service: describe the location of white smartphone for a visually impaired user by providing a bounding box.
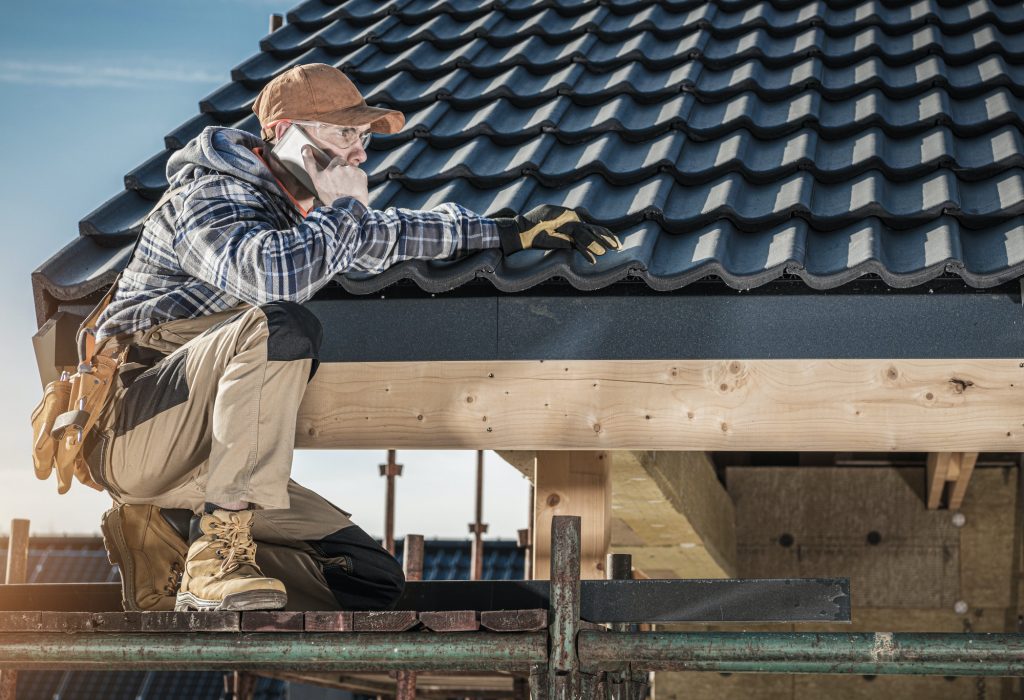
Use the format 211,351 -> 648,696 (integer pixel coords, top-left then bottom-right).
269,124 -> 332,195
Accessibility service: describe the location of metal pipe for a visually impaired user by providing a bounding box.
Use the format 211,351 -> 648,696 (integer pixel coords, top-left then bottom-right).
379,450 -> 402,555
521,482 -> 535,580
1,518 -> 29,700
4,520 -> 30,585
605,554 -> 649,699
0,632 -> 548,672
528,483 -> 535,580
397,535 -> 424,700
578,631 -> 1024,676
548,516 -> 581,699
469,450 -> 488,581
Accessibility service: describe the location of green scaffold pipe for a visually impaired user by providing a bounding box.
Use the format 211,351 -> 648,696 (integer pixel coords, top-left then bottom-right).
0,632 -> 548,672
578,631 -> 1024,676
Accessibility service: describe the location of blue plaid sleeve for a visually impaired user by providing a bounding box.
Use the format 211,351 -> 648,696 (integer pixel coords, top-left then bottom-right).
172,177 -> 501,305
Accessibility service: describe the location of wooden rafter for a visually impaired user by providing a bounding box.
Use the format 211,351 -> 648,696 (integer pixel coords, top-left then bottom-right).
296,360 -> 1023,451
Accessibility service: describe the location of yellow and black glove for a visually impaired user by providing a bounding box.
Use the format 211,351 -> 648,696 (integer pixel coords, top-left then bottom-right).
494,204 -> 621,264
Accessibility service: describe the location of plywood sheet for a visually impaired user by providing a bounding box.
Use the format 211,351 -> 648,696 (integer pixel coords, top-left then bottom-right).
958,467 -> 1019,609
727,467 -> 960,609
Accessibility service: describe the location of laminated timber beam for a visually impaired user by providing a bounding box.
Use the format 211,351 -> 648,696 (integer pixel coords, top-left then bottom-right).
608,452 -> 735,580
295,360 -> 1024,452
499,451 -> 736,580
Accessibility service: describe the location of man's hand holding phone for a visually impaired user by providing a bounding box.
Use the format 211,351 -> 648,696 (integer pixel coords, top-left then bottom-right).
301,145 -> 369,208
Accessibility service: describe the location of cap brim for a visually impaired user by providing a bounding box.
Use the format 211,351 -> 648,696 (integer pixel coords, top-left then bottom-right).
318,104 -> 405,134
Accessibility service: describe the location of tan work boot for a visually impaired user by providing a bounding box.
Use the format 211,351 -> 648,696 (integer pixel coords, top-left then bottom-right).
175,509 -> 287,611
100,504 -> 188,612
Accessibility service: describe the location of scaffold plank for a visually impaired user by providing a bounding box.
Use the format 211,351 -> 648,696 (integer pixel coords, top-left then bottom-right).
304,611 -> 353,632
0,577 -> 852,622
140,611 -> 240,632
480,610 -> 547,632
419,611 -> 479,632
0,613 -> 40,632
241,611 -> 304,632
352,611 -> 419,632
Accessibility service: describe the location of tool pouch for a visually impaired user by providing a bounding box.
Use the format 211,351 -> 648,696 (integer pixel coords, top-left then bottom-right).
30,183 -> 188,495
31,375 -> 72,480
31,351 -> 124,494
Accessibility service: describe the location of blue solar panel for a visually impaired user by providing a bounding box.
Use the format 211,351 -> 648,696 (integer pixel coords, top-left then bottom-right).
396,538 -> 526,580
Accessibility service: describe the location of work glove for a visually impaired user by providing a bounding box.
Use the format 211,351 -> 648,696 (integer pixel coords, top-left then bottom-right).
494,204 -> 621,264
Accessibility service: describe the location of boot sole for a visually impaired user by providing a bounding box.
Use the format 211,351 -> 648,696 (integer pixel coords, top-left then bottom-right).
99,508 -> 137,612
174,589 -> 288,612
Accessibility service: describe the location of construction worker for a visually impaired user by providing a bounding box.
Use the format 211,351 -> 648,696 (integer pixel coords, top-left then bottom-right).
88,63 -> 621,612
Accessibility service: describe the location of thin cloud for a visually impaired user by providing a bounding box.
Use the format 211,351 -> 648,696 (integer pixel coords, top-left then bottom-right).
0,58 -> 224,89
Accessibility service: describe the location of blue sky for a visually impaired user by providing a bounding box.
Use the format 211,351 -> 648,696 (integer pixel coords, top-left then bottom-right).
0,1 -> 530,538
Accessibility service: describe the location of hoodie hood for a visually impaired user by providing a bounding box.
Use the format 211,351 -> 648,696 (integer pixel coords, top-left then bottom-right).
166,126 -> 279,193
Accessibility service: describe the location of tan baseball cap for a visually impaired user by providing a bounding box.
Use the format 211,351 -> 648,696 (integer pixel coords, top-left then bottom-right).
252,63 -> 405,141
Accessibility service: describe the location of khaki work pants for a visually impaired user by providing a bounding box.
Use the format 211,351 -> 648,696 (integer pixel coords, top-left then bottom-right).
85,301 -> 405,611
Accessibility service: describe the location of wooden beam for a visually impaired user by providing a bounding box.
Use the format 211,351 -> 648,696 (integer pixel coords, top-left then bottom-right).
532,452 -> 611,580
925,453 -> 953,509
499,451 -> 736,579
295,360 -> 1024,451
948,452 -> 979,510
494,451 -> 535,479
609,452 -> 736,579
926,452 -> 980,509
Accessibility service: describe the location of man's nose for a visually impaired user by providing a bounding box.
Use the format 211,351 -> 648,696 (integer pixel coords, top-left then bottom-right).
347,146 -> 367,166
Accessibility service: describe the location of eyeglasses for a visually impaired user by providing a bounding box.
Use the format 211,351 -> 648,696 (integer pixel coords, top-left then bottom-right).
288,120 -> 372,150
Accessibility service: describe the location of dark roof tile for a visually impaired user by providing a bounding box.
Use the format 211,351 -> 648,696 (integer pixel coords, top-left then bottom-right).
78,188 -> 156,240
124,149 -> 173,199
33,0 -> 1024,325
286,0 -> 403,29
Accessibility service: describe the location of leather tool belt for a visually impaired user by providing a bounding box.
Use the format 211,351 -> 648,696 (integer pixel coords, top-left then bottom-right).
30,183 -> 187,494
31,345 -> 126,494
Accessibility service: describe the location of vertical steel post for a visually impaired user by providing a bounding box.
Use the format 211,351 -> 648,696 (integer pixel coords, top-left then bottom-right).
518,483 -> 535,580
606,553 -> 630,700
403,535 -> 424,582
548,515 -> 581,700
528,663 -> 548,700
396,534 -> 424,700
379,450 -> 403,556
605,554 -> 649,700
0,518 -> 30,700
469,450 -> 488,581
4,520 -> 29,585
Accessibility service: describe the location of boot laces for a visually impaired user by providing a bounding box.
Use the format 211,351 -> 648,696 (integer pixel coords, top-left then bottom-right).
164,561 -> 183,596
207,514 -> 258,578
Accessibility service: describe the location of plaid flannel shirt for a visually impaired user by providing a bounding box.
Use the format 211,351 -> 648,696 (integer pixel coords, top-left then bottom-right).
95,170 -> 501,343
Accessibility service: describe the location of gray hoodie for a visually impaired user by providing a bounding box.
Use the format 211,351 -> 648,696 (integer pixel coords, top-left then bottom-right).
166,126 -> 282,195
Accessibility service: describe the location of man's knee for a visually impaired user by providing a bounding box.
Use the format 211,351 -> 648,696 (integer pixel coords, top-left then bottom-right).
343,544 -> 405,609
310,526 -> 407,610
259,301 -> 323,379
376,555 -> 406,606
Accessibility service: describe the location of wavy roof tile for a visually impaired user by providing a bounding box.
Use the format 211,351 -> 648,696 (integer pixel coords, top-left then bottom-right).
32,0 -> 1024,325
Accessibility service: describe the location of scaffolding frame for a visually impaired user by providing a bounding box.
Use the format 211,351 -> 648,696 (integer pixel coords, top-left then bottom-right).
1,516 -> 1022,699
